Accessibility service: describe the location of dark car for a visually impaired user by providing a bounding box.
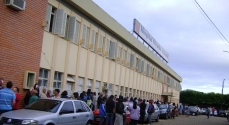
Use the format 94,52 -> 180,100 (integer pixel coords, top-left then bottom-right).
218,110 -> 227,117
159,104 -> 171,119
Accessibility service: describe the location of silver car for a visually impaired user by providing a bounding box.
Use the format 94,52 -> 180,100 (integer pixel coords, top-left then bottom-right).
0,98 -> 94,125
144,104 -> 160,123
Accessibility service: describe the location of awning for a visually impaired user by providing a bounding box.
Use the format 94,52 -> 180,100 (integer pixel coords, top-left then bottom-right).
162,92 -> 173,96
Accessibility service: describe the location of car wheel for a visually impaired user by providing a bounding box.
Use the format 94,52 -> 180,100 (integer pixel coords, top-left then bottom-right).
155,115 -> 159,122
86,121 -> 93,125
192,112 -> 195,116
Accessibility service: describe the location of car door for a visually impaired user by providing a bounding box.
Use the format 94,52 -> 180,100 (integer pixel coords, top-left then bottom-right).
58,101 -> 75,125
152,104 -> 159,119
73,101 -> 90,125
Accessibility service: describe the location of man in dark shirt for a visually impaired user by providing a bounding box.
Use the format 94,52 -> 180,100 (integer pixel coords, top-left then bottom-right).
106,95 -> 115,125
97,92 -> 103,109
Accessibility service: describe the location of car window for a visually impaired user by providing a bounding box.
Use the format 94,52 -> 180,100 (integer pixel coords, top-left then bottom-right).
25,99 -> 62,113
60,101 -> 74,114
74,101 -> 86,113
81,102 -> 90,112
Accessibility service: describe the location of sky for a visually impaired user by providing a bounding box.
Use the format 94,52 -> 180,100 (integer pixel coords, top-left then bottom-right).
92,0 -> 229,94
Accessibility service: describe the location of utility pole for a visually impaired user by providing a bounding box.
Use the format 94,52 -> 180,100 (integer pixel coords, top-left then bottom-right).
221,79 -> 225,110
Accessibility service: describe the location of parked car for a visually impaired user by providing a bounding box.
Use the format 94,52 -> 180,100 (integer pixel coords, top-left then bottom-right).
144,104 -> 160,123
0,98 -> 94,125
200,108 -> 207,115
159,104 -> 171,119
218,110 -> 227,117
188,106 -> 199,116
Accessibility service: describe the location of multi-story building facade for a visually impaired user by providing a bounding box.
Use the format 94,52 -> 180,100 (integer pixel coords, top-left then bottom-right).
1,0 -> 182,108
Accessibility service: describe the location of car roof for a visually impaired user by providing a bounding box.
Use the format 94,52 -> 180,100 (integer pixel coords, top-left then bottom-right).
38,98 -> 83,102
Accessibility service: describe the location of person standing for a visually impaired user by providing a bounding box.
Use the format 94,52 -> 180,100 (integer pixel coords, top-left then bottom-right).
24,88 -> 33,106
128,101 -> 140,125
12,87 -> 20,110
207,107 -> 211,119
147,100 -> 155,125
33,83 -> 40,98
114,95 -> 125,125
97,92 -> 103,109
0,81 -> 16,114
139,99 -> 146,125
61,90 -> 68,98
105,95 -> 115,125
46,89 -> 51,98
99,97 -> 107,125
29,90 -> 38,104
53,89 -> 60,98
40,87 -> 47,98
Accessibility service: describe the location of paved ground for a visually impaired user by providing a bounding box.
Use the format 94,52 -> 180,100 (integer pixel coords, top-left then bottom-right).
151,115 -> 228,125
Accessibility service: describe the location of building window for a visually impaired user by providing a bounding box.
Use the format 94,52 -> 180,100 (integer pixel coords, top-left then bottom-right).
38,68 -> 49,87
123,50 -> 127,61
53,72 -> 62,89
108,83 -> 113,96
66,75 -> 75,96
95,81 -> 100,96
133,89 -> 136,97
82,24 -> 90,48
73,21 -> 81,44
129,88 -> 132,97
87,79 -> 93,90
78,77 -> 84,93
105,39 -> 110,57
127,52 -> 131,67
158,71 -> 160,80
125,87 -> 128,97
98,35 -> 104,55
114,85 -> 119,96
120,86 -> 124,96
44,4 -> 57,32
90,30 -> 97,51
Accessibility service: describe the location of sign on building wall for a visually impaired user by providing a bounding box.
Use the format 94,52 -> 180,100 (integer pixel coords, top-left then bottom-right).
133,19 -> 169,62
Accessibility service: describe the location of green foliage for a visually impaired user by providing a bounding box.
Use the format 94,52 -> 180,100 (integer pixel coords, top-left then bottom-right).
180,90 -> 229,107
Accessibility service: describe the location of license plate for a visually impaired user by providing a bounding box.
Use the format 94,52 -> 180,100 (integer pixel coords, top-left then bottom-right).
221,114 -> 224,115
96,118 -> 100,121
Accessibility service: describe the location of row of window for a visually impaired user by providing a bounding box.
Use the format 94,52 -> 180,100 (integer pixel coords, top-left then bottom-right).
44,4 -> 179,87
39,68 -> 180,98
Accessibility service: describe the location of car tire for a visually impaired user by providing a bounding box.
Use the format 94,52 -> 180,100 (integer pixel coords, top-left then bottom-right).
155,115 -> 159,122
86,121 -> 93,125
192,112 -> 195,116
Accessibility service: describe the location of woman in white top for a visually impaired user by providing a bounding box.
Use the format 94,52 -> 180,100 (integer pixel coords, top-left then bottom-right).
52,89 -> 60,98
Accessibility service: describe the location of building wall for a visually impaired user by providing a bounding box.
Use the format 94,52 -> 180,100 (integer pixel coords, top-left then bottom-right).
0,0 -> 48,108
38,0 -> 181,102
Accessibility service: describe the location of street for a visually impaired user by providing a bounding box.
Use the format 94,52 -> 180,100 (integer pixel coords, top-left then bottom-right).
152,115 -> 228,125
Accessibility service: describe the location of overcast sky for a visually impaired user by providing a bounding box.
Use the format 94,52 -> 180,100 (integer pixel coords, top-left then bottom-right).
92,0 -> 229,94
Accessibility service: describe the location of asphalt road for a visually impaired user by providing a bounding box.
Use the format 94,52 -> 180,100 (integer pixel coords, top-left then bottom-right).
150,115 -> 228,125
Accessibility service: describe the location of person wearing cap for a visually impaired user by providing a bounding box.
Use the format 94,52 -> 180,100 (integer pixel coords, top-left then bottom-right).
0,81 -> 16,114
105,95 -> 115,125
114,95 -> 125,125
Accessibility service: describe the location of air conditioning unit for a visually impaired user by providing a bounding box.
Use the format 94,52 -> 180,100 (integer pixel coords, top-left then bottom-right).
4,0 -> 26,11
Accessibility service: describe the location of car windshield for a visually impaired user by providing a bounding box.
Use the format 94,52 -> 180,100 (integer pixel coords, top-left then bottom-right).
25,99 -> 62,113
159,104 -> 167,109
